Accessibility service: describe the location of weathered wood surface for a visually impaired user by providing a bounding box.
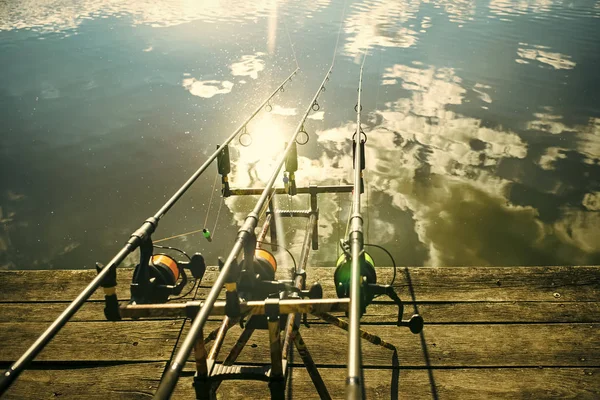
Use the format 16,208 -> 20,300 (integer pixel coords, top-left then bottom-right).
2,266 -> 598,302
0,266 -> 599,399
1,322 -> 598,367
4,365 -> 599,399
3,301 -> 599,323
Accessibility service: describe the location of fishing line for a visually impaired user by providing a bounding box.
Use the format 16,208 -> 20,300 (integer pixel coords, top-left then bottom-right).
167,278 -> 198,301
364,243 -> 397,289
283,16 -> 299,70
375,46 -> 383,111
152,245 -> 191,261
212,196 -> 225,239
154,229 -> 204,244
331,0 -> 348,67
203,172 -> 220,228
256,240 -> 297,276
345,192 -> 353,238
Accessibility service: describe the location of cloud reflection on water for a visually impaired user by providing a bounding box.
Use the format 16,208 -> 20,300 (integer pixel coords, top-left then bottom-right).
230,53 -> 266,80
219,56 -> 600,266
342,0 -> 478,56
528,112 -> 600,166
182,78 -> 233,98
343,0 -> 420,56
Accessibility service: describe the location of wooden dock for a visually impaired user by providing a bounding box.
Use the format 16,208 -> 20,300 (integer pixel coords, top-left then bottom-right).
1,266 -> 599,399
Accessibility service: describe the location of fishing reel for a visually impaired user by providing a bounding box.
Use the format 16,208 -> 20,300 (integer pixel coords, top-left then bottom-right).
222,235 -> 322,319
130,239 -> 206,304
334,240 -> 423,334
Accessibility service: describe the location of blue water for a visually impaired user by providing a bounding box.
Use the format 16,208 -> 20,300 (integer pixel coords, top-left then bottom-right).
1,0 -> 599,270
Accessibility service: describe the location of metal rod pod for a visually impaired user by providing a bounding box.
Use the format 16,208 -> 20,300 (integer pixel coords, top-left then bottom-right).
153,62 -> 335,400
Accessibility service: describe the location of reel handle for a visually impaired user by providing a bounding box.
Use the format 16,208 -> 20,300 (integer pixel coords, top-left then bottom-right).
398,314 -> 424,334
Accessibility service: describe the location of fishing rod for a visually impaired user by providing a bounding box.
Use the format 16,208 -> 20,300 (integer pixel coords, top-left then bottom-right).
333,52 -> 425,399
153,58 -> 336,400
347,51 -> 368,399
0,67 -> 298,396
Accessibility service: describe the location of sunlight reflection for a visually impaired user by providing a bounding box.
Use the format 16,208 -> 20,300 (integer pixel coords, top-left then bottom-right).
231,113 -> 289,188
489,0 -> 553,18
267,0 -> 278,54
0,0 -> 328,33
516,43 -> 576,70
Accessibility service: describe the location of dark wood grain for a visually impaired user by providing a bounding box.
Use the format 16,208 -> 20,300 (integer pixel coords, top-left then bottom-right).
4,364 -> 599,400
1,321 -> 597,367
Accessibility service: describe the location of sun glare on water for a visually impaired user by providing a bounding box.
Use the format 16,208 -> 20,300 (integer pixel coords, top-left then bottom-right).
233,113 -> 291,187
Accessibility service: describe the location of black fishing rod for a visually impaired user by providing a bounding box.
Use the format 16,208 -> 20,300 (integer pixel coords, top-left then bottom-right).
347,51 -> 368,400
0,67 -> 298,396
153,58 -> 337,400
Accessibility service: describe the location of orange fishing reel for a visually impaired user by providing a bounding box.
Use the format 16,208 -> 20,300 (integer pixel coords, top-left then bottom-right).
252,248 -> 278,281
222,237 -> 323,320
130,239 -> 206,304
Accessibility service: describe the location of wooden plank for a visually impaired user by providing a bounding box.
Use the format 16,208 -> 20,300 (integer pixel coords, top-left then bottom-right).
307,266 -> 600,302
0,321 -> 188,362
3,363 -> 165,400
1,322 -> 597,367
360,301 -> 600,324
219,323 -> 600,368
3,301 -> 599,323
4,363 -> 599,399
0,269 -> 217,302
2,266 -> 598,302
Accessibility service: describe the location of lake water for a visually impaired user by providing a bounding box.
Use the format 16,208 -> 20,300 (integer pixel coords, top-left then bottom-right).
1,0 -> 599,271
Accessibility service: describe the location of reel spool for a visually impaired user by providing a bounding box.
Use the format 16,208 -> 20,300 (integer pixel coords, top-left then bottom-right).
131,252 -> 206,304
151,255 -> 181,284
234,248 -> 279,303
334,252 -> 377,313
132,254 -> 185,304
253,248 -> 277,282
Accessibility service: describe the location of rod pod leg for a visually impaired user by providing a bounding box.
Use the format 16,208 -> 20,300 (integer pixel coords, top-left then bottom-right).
293,331 -> 332,400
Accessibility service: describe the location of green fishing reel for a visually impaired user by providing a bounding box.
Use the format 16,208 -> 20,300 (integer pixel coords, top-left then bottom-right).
333,241 -> 424,333
334,251 -> 377,315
